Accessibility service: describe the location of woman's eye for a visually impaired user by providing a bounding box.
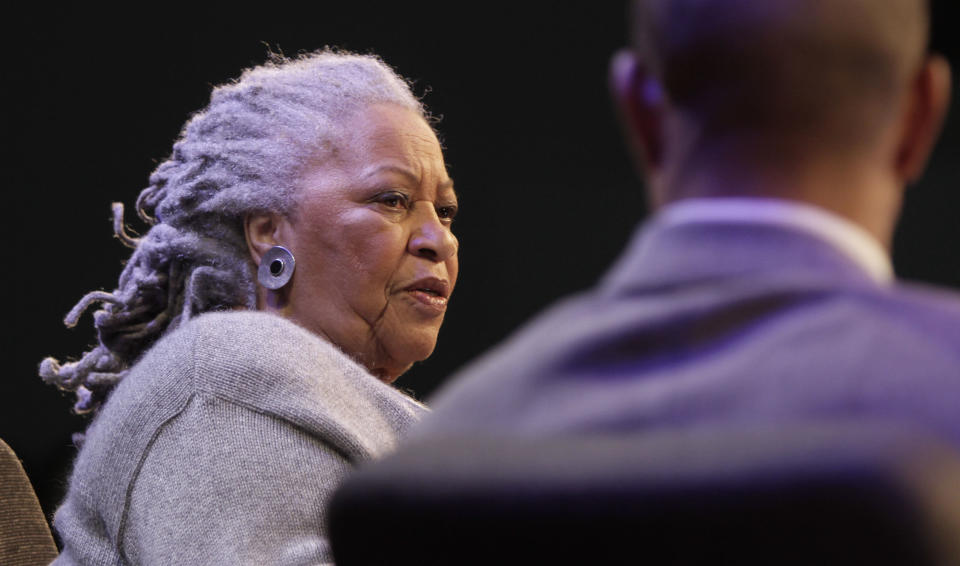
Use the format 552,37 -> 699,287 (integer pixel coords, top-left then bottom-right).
377,192 -> 409,209
437,205 -> 458,221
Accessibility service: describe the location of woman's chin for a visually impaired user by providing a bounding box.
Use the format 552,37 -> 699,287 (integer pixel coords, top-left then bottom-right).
369,359 -> 414,383
374,336 -> 438,382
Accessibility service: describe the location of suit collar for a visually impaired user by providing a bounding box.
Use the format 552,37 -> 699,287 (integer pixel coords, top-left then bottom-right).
656,198 -> 892,283
601,219 -> 885,296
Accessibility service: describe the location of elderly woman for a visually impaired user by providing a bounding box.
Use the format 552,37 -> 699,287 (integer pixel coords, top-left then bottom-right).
40,50 -> 457,564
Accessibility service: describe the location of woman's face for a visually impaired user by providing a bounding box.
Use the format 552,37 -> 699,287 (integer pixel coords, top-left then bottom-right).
270,103 -> 459,382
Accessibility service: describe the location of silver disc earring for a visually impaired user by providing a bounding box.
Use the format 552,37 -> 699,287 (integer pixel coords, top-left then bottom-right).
258,246 -> 296,290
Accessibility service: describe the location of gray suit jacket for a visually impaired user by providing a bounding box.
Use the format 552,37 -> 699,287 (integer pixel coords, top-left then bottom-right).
419,220 -> 960,445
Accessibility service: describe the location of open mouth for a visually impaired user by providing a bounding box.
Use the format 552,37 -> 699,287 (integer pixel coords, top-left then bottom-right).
405,277 -> 450,299
404,277 -> 450,312
414,287 -> 443,297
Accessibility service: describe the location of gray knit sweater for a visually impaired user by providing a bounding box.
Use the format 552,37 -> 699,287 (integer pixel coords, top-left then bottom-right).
52,311 -> 429,565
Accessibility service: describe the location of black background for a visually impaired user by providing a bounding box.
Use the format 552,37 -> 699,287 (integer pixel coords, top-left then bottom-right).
7,2 -> 958,520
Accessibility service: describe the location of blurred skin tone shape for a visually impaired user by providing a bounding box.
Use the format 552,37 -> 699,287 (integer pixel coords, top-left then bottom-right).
608,0 -> 951,251
246,103 -> 459,383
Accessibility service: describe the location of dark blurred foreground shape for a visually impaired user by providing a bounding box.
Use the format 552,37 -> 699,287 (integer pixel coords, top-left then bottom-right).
329,421 -> 960,565
1,438 -> 58,566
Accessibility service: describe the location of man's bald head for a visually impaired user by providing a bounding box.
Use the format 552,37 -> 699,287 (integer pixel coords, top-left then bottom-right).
631,0 -> 929,154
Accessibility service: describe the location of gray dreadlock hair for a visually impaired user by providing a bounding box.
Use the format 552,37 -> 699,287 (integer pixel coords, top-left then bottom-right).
40,49 -> 427,416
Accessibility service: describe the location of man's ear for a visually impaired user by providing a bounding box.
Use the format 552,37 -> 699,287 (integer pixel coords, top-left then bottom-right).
896,54 -> 952,184
609,49 -> 666,173
244,212 -> 287,267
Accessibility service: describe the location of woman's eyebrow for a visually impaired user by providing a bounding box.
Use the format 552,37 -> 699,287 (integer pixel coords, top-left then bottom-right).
362,164 -> 419,182
364,164 -> 456,195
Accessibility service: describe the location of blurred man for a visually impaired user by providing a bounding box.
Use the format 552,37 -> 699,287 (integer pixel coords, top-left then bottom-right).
417,0 -> 959,444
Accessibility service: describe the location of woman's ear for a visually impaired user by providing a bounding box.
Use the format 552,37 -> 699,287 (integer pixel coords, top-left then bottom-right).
244,212 -> 287,267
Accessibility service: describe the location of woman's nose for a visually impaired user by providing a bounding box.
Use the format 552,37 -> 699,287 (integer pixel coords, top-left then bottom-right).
408,202 -> 457,262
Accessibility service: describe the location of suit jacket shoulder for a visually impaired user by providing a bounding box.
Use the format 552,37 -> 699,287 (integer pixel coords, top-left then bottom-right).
418,223 -> 960,446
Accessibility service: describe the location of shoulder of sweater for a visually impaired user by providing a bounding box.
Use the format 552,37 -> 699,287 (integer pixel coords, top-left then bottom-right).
139,310 -> 363,388
117,310 -> 427,448
61,311 -> 426,550
179,309 -> 360,381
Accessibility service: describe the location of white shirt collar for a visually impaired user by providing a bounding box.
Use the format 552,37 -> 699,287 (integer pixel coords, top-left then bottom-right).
654,197 -> 894,284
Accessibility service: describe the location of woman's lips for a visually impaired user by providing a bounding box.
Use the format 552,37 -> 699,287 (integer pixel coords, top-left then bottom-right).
406,289 -> 448,314
403,277 -> 450,315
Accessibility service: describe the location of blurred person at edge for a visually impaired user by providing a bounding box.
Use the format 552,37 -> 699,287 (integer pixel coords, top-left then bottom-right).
417,0 -> 959,446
